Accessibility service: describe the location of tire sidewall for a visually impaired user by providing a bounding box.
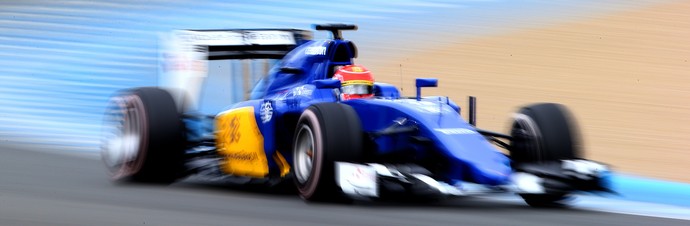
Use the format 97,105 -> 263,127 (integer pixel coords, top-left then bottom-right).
103,93 -> 150,181
295,108 -> 324,199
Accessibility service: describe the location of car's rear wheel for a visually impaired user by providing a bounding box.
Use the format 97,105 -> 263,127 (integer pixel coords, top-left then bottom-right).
293,103 -> 363,202
510,103 -> 581,207
101,87 -> 186,183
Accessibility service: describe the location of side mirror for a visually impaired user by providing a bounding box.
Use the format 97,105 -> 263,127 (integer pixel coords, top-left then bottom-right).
313,79 -> 341,89
415,78 -> 438,88
415,78 -> 438,101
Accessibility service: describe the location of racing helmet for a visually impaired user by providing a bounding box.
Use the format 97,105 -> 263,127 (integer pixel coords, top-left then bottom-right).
333,65 -> 374,100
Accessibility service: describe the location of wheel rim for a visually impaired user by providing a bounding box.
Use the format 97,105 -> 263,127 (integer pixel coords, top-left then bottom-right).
512,113 -> 542,161
102,96 -> 143,172
294,124 -> 315,184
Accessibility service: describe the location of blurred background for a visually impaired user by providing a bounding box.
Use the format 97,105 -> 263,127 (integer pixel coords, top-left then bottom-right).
1,0 -> 688,184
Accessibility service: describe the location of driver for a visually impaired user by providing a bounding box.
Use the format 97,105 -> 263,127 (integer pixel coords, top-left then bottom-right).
333,65 -> 374,100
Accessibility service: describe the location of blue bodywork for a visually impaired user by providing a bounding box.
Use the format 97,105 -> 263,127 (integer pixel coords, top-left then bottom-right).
199,28 -> 513,186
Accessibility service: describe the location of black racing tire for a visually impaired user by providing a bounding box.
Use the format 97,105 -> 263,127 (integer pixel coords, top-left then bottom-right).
292,103 -> 363,202
509,103 -> 581,207
101,87 -> 186,184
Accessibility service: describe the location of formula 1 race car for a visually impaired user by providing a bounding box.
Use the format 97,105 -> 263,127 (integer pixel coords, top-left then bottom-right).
101,24 -> 611,207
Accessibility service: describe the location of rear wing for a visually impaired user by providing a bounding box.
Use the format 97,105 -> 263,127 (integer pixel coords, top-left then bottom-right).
173,29 -> 312,60
158,29 -> 312,112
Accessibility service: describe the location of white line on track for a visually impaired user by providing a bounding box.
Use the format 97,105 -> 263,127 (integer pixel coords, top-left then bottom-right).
479,195 -> 690,221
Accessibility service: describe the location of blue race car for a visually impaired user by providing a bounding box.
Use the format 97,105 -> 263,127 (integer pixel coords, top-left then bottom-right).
101,24 -> 610,206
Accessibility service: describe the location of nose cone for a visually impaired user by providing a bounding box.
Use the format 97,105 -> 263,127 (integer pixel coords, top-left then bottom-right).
469,153 -> 512,186
435,129 -> 513,186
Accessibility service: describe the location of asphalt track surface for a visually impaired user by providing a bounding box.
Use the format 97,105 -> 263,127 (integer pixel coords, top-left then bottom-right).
1,145 -> 687,226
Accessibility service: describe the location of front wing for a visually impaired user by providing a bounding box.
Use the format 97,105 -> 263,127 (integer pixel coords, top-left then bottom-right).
336,160 -> 611,200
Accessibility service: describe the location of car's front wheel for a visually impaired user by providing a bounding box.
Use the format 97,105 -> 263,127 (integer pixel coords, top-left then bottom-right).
510,103 -> 581,207
293,103 -> 363,202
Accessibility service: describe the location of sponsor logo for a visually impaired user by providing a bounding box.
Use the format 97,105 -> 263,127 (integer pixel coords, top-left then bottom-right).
337,163 -> 378,197
260,101 -> 273,123
290,85 -> 313,97
244,31 -> 294,44
176,31 -> 243,43
225,152 -> 257,161
347,167 -> 377,188
228,116 -> 241,143
173,30 -> 295,46
435,128 -> 477,135
305,46 -> 327,55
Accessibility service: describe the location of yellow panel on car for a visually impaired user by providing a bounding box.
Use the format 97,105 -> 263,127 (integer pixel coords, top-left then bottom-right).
216,107 -> 268,178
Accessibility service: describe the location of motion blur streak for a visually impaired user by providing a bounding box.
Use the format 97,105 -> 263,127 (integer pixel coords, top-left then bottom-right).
0,0 -> 473,151
0,0 -> 659,149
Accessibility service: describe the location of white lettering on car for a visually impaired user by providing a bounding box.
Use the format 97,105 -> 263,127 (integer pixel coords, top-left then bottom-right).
290,85 -> 313,97
305,46 -> 327,55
